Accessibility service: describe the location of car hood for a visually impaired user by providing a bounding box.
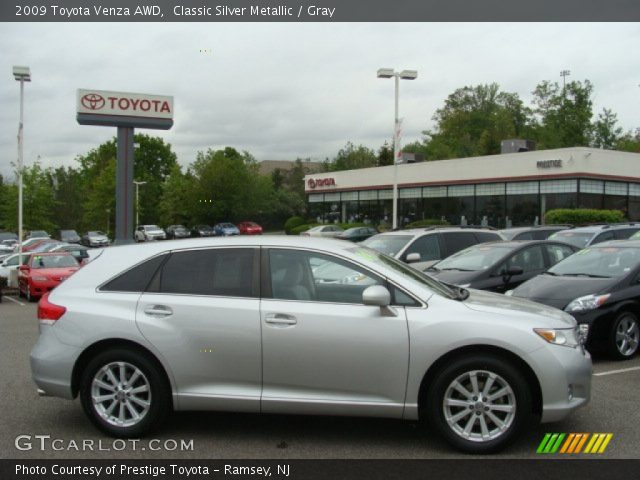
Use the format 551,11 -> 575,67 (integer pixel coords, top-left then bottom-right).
31,267 -> 79,277
462,288 -> 576,328
89,235 -> 108,241
511,274 -> 615,309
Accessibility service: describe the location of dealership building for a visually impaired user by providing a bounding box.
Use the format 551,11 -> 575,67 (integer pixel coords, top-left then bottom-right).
303,147 -> 640,228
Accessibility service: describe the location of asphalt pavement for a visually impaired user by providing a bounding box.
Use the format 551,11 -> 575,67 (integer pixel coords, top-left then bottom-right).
1,298 -> 639,459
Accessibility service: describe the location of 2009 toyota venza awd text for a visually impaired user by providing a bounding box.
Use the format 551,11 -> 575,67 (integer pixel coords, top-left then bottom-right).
30,237 -> 591,453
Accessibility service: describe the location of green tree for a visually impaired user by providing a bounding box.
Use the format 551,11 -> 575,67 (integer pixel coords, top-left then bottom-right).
325,142 -> 378,171
21,163 -> 58,232
616,129 -> 640,153
82,158 -> 116,235
377,141 -> 394,166
592,108 -> 623,149
531,79 -> 594,148
157,164 -> 194,226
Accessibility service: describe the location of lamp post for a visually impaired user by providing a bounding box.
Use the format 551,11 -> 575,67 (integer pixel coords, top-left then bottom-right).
133,180 -> 147,227
560,69 -> 571,91
13,66 -> 31,266
377,68 -> 417,230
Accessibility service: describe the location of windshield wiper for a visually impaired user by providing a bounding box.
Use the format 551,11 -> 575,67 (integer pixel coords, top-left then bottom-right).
560,273 -> 611,278
543,271 -> 558,276
426,265 -> 440,272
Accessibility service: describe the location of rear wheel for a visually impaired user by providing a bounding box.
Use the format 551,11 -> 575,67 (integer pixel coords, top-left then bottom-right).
80,348 -> 170,437
609,312 -> 640,360
425,354 -> 532,454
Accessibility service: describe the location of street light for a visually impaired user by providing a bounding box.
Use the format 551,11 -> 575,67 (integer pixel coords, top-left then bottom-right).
560,69 -> 571,90
13,65 -> 30,267
377,68 -> 417,230
133,180 -> 147,227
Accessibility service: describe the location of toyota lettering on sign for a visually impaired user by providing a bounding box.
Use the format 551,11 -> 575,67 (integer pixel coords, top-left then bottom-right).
307,178 -> 336,189
77,89 -> 173,129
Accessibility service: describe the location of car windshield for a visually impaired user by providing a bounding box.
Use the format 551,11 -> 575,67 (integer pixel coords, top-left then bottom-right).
348,246 -> 458,299
435,244 -> 511,271
31,254 -> 79,269
548,231 -> 593,248
360,235 -> 413,257
221,223 -> 235,228
145,226 -> 162,231
549,246 -> 640,278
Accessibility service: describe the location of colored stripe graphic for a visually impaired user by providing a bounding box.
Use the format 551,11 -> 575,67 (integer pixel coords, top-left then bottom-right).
538,433 -> 614,454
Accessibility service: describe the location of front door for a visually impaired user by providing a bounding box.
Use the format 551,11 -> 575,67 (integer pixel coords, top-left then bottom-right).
260,248 -> 409,418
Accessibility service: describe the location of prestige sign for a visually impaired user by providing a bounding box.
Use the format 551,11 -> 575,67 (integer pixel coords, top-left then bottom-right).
77,89 -> 173,129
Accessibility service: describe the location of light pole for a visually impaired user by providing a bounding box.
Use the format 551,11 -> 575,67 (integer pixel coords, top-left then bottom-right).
133,180 -> 147,227
560,69 -> 571,91
13,66 -> 30,266
377,68 -> 417,230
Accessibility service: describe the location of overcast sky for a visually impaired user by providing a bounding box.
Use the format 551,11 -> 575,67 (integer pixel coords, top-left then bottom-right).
1,22 -> 639,180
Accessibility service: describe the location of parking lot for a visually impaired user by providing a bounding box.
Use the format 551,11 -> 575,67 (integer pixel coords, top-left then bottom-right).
1,299 -> 639,459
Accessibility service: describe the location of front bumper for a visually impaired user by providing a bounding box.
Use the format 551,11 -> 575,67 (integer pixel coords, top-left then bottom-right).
529,343 -> 592,423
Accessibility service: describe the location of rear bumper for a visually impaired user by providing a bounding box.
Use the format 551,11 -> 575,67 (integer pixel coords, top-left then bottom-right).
30,326 -> 79,400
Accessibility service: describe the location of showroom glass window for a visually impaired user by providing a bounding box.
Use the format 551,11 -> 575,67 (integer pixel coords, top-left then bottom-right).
447,185 -> 475,225
476,183 -> 506,228
506,182 -> 539,226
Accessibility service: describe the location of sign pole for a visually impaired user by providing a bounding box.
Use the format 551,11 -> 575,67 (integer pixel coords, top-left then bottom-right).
115,127 -> 135,245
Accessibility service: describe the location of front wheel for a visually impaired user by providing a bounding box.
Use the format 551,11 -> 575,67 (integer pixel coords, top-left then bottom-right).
80,348 -> 170,438
425,354 -> 532,454
609,311 -> 640,360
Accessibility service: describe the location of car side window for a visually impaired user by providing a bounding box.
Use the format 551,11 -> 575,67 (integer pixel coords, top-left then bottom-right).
101,254 -> 168,292
513,232 -> 534,240
269,249 -> 382,304
442,232 -> 478,256
545,244 -> 575,266
156,248 -> 257,297
614,228 -> 640,240
475,232 -> 503,243
592,231 -> 615,244
506,246 -> 545,273
404,235 -> 441,261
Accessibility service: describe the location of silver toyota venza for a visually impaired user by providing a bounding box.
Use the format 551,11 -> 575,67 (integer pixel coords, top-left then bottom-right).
31,236 -> 591,453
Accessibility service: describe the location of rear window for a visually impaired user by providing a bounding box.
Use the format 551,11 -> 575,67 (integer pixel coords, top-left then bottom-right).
101,254 -> 168,292
475,231 -> 503,243
548,231 -> 593,248
361,235 -> 413,257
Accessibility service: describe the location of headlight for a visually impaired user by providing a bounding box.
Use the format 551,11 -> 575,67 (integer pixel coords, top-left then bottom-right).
504,290 -> 514,296
564,294 -> 610,313
457,283 -> 471,288
534,327 -> 581,348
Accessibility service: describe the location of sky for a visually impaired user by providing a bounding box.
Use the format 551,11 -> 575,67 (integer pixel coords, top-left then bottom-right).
1,22 -> 639,180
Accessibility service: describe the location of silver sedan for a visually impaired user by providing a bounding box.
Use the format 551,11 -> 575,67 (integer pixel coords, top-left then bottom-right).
30,236 -> 591,453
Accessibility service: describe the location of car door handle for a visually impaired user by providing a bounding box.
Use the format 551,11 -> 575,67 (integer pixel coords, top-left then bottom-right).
144,305 -> 173,317
264,313 -> 297,326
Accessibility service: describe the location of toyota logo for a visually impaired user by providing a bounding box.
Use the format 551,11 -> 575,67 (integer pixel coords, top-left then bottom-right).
81,93 -> 106,110
307,179 -> 316,189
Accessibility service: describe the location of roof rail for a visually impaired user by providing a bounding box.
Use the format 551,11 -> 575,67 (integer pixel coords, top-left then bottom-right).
422,225 -> 498,231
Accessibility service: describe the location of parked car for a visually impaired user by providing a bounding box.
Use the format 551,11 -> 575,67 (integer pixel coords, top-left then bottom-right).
190,224 -> 215,237
630,231 -> 640,240
50,243 -> 91,265
134,225 -> 166,242
361,227 -> 504,271
81,231 -> 110,248
237,221 -> 263,235
213,222 -> 240,236
165,225 -> 191,240
30,240 -> 64,253
20,238 -> 51,252
509,240 -> 640,360
548,224 -> 640,249
0,252 -> 30,280
31,236 -> 591,453
337,227 -> 379,242
426,240 -> 579,293
25,230 -> 51,240
300,225 -> 344,238
0,232 -> 18,253
499,225 -> 570,241
18,252 -> 79,302
59,229 -> 81,244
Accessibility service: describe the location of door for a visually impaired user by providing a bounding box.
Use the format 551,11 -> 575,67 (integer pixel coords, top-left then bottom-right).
493,245 -> 547,292
135,247 -> 262,412
260,248 -> 409,418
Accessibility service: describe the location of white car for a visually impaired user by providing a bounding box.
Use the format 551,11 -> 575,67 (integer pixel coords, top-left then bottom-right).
134,225 -> 166,242
0,252 -> 29,280
300,225 -> 344,238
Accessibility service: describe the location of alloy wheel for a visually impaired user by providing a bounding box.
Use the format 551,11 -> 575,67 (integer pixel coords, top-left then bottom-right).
90,361 -> 152,427
615,315 -> 640,357
442,369 -> 516,443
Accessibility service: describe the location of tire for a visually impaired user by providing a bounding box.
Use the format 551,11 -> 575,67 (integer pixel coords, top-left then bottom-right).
609,311 -> 640,360
80,348 -> 170,438
26,286 -> 33,303
425,354 -> 532,454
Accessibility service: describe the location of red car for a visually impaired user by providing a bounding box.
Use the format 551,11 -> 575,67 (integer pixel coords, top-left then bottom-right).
237,221 -> 263,235
18,252 -> 80,302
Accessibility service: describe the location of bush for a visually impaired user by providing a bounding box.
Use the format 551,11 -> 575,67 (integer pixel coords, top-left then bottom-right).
284,216 -> 306,235
405,219 -> 450,229
544,209 -> 626,225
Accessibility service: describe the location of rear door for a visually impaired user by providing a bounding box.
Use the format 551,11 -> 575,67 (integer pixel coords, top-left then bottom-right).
135,247 -> 262,412
260,248 -> 409,418
442,232 -> 480,257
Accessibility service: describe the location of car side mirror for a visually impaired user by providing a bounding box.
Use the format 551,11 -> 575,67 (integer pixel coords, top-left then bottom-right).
19,265 -> 29,272
406,252 -> 421,264
362,285 -> 398,317
505,266 -> 524,277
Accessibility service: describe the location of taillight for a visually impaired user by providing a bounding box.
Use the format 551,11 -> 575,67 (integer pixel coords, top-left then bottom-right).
37,292 -> 67,323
